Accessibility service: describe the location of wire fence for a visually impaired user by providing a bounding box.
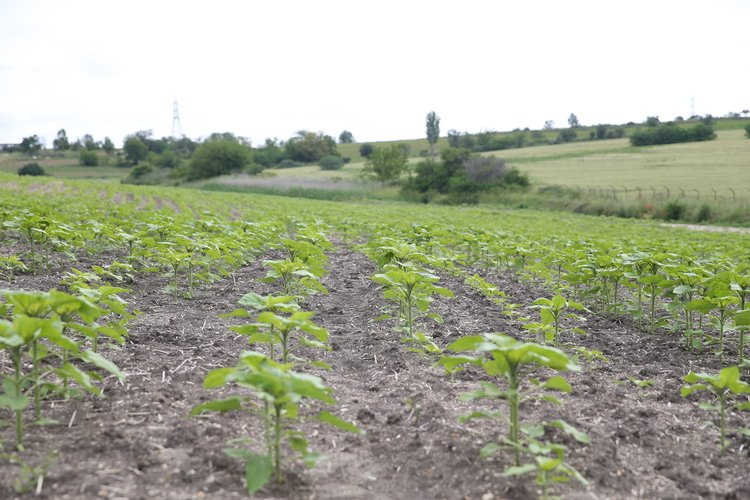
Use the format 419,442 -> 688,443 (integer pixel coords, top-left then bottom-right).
540,185 -> 750,204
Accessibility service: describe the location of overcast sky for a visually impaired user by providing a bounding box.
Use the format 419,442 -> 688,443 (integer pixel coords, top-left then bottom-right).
1,0 -> 748,147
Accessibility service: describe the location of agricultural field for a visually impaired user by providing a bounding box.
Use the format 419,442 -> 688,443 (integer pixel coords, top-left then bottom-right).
1,173 -> 749,499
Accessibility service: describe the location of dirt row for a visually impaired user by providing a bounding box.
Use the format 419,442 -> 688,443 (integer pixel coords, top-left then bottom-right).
0,245 -> 748,499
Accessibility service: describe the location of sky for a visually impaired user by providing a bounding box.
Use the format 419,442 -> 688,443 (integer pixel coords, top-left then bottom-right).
1,0 -> 749,147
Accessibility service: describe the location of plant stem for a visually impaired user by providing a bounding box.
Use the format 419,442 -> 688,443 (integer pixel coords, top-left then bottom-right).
273,404 -> 283,483
719,391 -> 726,454
508,367 -> 520,466
12,347 -> 24,450
32,340 -> 41,420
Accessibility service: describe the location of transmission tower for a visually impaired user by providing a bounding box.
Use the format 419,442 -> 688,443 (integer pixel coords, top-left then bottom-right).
171,100 -> 183,138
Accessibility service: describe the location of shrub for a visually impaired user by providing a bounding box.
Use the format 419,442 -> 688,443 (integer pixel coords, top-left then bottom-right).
245,162 -> 265,175
186,139 -> 252,181
276,159 -> 303,169
318,155 -> 344,171
696,204 -> 712,223
744,123 -> 750,138
462,156 -> 507,185
17,163 -> 45,176
663,200 -> 686,221
503,167 -> 530,187
359,143 -> 374,158
78,150 -> 99,166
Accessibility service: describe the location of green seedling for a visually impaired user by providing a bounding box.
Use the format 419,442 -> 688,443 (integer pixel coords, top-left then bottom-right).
0,255 -> 28,281
372,263 -> 453,339
262,258 -> 328,298
503,436 -> 588,500
681,366 -> 750,453
525,295 -> 587,346
439,333 -> 580,466
191,352 -> 360,495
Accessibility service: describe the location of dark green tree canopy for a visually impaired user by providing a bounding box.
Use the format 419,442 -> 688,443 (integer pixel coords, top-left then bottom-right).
285,131 -> 337,163
339,130 -> 354,144
363,143 -> 408,183
53,129 -> 70,150
426,111 -> 440,155
123,136 -> 148,164
186,138 -> 253,181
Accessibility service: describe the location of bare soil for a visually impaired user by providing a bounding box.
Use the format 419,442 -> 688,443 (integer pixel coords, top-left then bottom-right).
0,245 -> 748,499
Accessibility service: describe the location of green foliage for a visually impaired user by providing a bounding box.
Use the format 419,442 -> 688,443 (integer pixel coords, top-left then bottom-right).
682,366 -> 750,453
358,143 -> 374,158
568,113 -> 579,128
663,200 -> 686,221
426,111 -> 440,155
556,129 -> 577,143
102,137 -> 115,154
191,351 -> 359,494
19,135 -> 42,156
744,122 -> 750,138
123,137 -> 148,165
17,163 -> 45,176
440,333 -> 582,470
362,144 -> 408,183
78,150 -> 99,166
52,129 -> 70,151
285,131 -> 338,163
338,130 -> 354,144
186,139 -> 254,181
630,123 -> 716,146
318,155 -> 344,171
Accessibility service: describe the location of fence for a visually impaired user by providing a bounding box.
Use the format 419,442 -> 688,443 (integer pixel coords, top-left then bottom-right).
540,185 -> 750,204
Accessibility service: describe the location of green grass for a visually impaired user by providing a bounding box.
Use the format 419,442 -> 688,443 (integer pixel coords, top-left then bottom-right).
0,152 -> 130,179
500,130 -> 750,197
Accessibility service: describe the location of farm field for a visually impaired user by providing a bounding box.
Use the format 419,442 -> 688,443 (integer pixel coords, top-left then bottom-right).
500,130 -> 750,196
1,173 -> 749,499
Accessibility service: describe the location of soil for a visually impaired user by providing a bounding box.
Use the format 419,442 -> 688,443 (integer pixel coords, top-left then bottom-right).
0,244 -> 748,499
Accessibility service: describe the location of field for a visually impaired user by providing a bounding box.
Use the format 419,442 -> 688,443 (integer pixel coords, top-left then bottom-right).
1,174 -> 749,499
500,130 -> 750,196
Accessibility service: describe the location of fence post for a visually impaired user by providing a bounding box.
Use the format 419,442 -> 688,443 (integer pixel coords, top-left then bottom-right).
663,186 -> 670,199
693,189 -> 699,200
729,188 -> 736,202
712,188 -> 717,200
636,186 -> 642,199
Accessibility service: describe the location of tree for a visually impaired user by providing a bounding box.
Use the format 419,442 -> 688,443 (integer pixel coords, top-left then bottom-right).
285,131 -> 337,162
543,120 -> 555,130
19,135 -> 42,155
363,143 -> 408,183
102,137 -> 115,154
338,130 -> 354,144
186,138 -> 253,181
52,129 -> 70,150
123,136 -> 148,165
568,113 -> 579,128
426,111 -> 440,157
81,134 -> 99,151
359,143 -> 374,158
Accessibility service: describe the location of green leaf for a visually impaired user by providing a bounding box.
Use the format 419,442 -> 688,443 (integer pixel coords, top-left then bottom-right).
548,419 -> 590,443
0,377 -> 29,411
57,362 -> 101,395
479,442 -> 502,458
503,463 -> 537,477
316,411 -> 362,434
446,335 -> 484,352
80,350 -> 125,383
190,396 -> 242,416
245,454 -> 273,495
686,299 -> 715,315
203,367 -> 236,388
543,376 -> 572,393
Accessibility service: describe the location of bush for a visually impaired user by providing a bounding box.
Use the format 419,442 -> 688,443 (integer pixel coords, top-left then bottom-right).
462,156 -> 507,184
630,123 -> 715,146
318,155 -> 344,170
186,139 -> 252,181
663,200 -> 686,221
744,122 -> 750,138
130,164 -> 153,179
359,143 -> 374,158
503,167 -> 530,187
276,159 -> 303,169
78,150 -> 99,166
17,163 -> 45,176
245,162 -> 265,175
695,204 -> 712,223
